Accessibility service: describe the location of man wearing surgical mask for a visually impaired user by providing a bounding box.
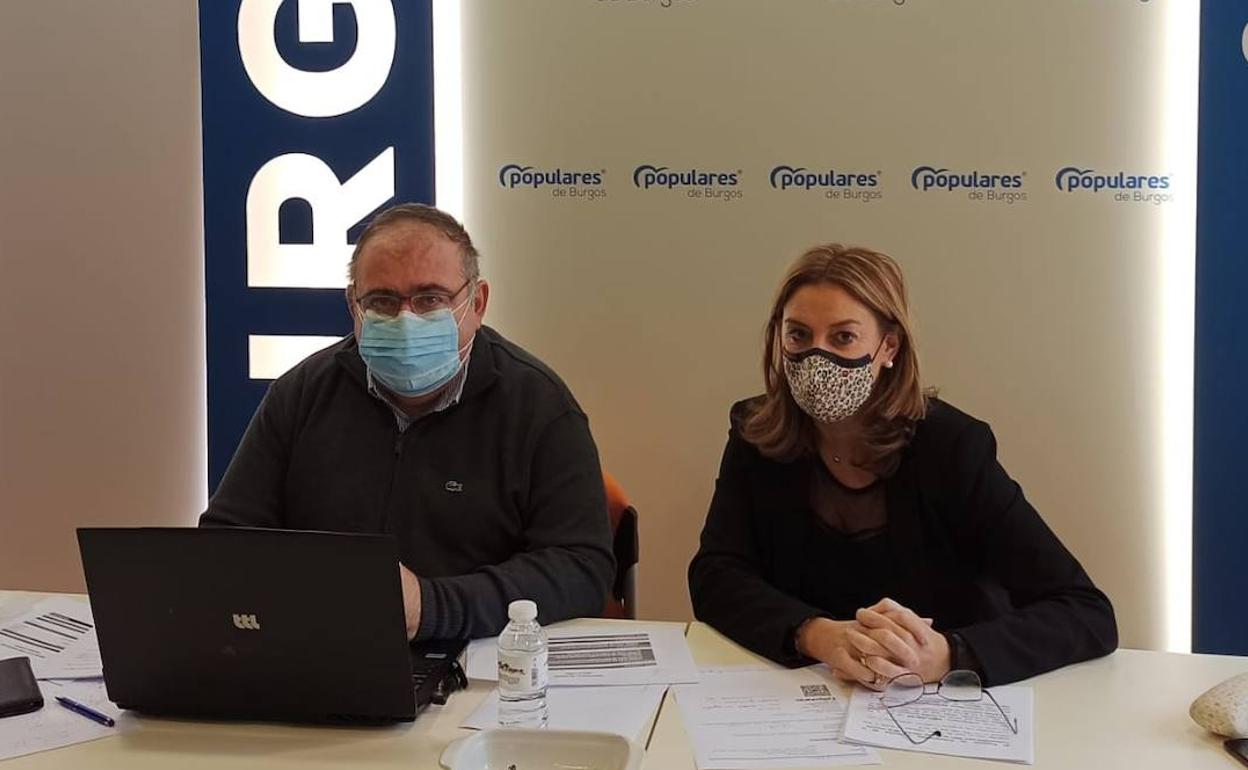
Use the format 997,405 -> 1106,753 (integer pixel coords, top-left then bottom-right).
202,203 -> 615,641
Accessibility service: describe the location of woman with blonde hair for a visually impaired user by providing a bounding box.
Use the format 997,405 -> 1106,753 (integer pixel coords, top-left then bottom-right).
688,245 -> 1116,689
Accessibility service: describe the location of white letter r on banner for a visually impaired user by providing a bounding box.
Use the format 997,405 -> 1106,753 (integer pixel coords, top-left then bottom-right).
245,148 -> 395,289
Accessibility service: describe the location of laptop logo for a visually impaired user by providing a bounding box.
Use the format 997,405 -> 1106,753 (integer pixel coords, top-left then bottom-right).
444,481 -> 463,493
231,613 -> 261,631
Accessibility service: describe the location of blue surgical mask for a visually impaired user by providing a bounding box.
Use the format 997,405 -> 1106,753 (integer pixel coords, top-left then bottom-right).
357,297 -> 472,398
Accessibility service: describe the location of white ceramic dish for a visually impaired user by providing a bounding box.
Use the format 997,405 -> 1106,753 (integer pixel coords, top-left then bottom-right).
439,729 -> 643,770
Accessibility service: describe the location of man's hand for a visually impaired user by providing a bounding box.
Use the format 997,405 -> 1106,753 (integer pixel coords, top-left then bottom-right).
849,598 -> 951,684
399,564 -> 422,640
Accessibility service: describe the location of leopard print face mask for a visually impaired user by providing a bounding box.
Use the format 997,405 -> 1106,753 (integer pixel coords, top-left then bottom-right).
783,348 -> 876,423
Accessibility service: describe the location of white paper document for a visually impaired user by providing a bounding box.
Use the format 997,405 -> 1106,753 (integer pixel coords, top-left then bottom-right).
462,684 -> 667,741
673,666 -> 880,769
842,683 -> 1034,764
466,622 -> 698,686
0,678 -> 133,761
0,597 -> 102,679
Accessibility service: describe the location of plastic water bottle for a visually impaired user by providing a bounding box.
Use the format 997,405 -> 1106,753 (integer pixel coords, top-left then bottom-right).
497,599 -> 549,728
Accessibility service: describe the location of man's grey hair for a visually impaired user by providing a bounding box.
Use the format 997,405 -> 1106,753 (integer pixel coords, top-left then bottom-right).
348,203 -> 480,285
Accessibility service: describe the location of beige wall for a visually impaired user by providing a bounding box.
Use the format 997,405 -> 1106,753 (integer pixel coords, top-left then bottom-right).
462,0 -> 1192,650
0,1 -> 205,592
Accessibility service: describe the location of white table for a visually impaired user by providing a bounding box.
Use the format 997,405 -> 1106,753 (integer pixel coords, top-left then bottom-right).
0,592 -> 674,769
4,591 -> 1246,769
641,621 -> 1248,769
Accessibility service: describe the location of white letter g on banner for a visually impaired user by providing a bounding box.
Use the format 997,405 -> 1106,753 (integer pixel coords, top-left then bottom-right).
238,0 -> 396,118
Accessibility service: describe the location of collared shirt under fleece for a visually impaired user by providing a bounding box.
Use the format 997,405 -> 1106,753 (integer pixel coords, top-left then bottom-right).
200,326 -> 616,640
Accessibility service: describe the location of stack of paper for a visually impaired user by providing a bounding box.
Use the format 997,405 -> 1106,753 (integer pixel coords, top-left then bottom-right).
0,598 -> 131,761
466,622 -> 699,686
842,683 -> 1035,764
0,678 -> 133,762
674,667 -> 880,769
462,684 -> 668,741
462,621 -> 698,739
0,597 -> 102,680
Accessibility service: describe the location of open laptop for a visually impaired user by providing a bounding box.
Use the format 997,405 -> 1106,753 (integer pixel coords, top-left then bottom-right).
76,527 -> 467,723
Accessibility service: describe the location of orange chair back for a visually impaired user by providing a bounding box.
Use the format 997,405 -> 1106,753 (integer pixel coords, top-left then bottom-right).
601,470 -> 638,619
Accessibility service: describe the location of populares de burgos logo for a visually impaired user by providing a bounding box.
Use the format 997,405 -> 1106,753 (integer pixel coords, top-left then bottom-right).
1054,167 -> 1172,205
769,165 -> 883,204
909,165 -> 1028,204
497,164 -> 607,201
632,164 -> 742,202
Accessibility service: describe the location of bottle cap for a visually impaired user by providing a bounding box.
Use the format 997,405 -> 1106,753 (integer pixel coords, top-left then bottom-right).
508,599 -> 537,622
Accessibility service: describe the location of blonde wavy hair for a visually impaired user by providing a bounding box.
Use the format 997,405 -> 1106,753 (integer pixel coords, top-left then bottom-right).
741,244 -> 931,473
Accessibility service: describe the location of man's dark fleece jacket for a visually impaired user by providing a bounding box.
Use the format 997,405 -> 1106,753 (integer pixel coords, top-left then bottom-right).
200,326 -> 615,640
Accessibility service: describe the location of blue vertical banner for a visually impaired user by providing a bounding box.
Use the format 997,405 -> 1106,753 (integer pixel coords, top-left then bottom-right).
1194,4 -> 1248,654
199,0 -> 435,490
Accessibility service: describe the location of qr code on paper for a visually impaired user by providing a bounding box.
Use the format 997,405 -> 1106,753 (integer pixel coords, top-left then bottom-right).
800,684 -> 832,698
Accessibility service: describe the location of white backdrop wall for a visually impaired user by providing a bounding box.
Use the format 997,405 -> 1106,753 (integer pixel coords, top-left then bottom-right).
0,1 -> 206,592
462,0 -> 1194,650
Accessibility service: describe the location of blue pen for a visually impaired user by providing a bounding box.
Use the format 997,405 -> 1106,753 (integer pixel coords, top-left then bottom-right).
54,696 -> 115,727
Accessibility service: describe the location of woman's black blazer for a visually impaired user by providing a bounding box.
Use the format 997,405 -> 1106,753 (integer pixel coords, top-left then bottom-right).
688,397 -> 1118,685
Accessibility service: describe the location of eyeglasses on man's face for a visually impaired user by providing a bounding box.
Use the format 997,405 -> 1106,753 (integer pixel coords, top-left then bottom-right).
354,278 -> 473,318
880,670 -> 1019,745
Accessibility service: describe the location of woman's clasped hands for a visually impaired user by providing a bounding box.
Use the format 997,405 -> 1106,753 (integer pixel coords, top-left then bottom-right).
796,598 -> 952,689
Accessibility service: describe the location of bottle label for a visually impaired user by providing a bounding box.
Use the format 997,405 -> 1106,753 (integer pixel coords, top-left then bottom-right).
498,650 -> 548,692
